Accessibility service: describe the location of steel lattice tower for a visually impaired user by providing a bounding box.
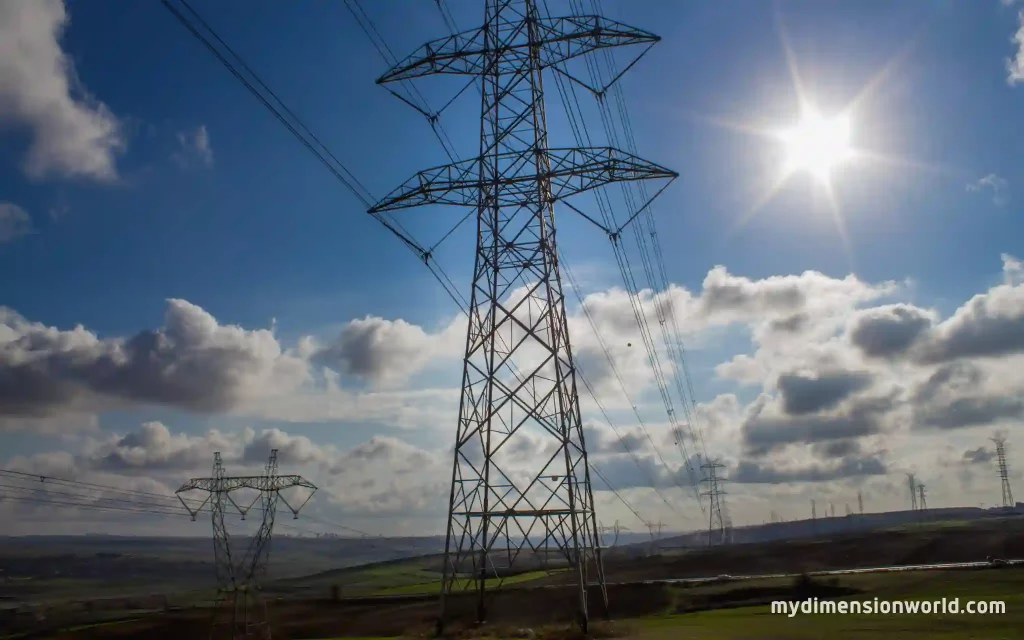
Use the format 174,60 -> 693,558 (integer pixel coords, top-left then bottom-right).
369,0 -> 674,631
177,451 -> 317,640
700,459 -> 727,546
992,436 -> 1014,508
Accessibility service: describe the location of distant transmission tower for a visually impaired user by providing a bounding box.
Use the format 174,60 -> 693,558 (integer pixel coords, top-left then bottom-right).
644,519 -> 665,555
177,451 -> 316,640
992,436 -> 1015,508
369,0 -> 674,632
700,459 -> 728,546
598,520 -> 628,547
907,473 -> 918,511
857,490 -> 864,515
917,483 -> 928,515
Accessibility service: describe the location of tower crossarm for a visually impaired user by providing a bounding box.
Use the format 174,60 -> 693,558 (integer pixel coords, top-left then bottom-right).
176,475 -> 316,493
378,15 -> 658,84
368,147 -> 677,214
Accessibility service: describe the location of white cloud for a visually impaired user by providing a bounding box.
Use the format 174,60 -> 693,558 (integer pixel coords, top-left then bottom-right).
173,125 -> 214,168
0,299 -> 311,420
312,315 -> 460,387
0,203 -> 34,243
4,258 -> 1024,532
0,0 -> 124,181
1002,253 -> 1024,285
1009,11 -> 1024,85
967,174 -> 1009,206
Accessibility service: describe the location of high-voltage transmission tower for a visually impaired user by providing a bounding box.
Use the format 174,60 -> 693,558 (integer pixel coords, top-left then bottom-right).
598,520 -> 628,548
700,459 -> 728,546
644,519 -> 666,555
857,490 -> 864,515
917,483 -> 928,514
991,435 -> 1015,508
368,0 -> 675,632
177,451 -> 316,640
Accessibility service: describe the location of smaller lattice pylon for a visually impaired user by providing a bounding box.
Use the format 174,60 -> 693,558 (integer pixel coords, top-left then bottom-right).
700,459 -> 728,546
598,520 -> 628,548
992,435 -> 1015,508
177,450 -> 316,640
644,520 -> 665,555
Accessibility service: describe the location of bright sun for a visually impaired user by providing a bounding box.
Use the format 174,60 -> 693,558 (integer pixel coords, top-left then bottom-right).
778,107 -> 852,182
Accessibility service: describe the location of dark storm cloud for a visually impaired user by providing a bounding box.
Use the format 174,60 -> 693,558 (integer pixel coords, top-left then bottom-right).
917,396 -> 1024,430
741,394 -> 891,457
732,455 -> 886,484
811,439 -> 862,460
919,285 -> 1024,363
777,370 -> 874,415
963,447 -> 994,465
911,362 -> 1024,430
849,304 -> 932,358
849,287 -> 1024,364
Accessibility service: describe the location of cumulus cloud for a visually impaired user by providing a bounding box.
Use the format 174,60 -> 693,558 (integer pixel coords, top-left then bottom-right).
172,125 -> 214,168
6,256 -> 1024,532
967,174 -> 1009,206
0,203 -> 34,244
741,392 -> 894,457
0,422 -> 453,534
313,316 -> 458,386
845,268 -> 1024,366
0,0 -> 124,181
0,299 -> 309,419
732,455 -> 886,484
963,446 -> 994,465
776,370 -> 874,415
848,304 -> 936,358
1009,11 -> 1024,86
1003,254 -> 1024,286
94,421 -> 235,472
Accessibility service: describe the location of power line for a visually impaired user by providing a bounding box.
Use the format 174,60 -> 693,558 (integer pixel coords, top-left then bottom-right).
541,0 -> 701,507
160,0 -> 662,549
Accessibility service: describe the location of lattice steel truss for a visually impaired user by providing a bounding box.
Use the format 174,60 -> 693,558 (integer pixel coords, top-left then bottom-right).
700,460 -> 728,546
992,435 -> 1014,508
369,0 -> 675,632
177,450 -> 316,640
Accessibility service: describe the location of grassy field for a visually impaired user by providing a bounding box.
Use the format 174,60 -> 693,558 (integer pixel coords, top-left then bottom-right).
372,569 -> 566,596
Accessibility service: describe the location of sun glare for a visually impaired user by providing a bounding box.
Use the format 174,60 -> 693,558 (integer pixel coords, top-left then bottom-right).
778,108 -> 852,182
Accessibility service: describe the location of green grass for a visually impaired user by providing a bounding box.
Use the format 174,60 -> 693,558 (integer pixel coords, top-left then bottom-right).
883,519 -> 979,533
371,569 -> 566,596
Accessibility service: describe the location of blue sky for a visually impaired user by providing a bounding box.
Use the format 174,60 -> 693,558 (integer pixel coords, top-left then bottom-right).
2,0 -> 1024,535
